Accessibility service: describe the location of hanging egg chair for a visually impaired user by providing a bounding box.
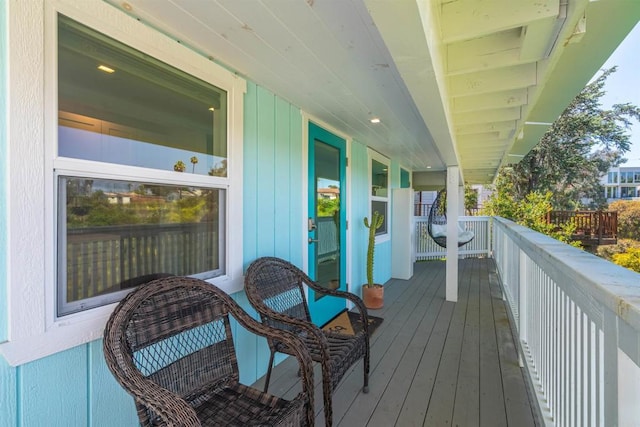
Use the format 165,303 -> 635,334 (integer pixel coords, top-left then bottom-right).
427,190 -> 475,248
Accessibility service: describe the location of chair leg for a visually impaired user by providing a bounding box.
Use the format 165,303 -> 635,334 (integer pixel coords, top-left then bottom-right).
322,376 -> 333,427
363,348 -> 370,393
263,350 -> 276,393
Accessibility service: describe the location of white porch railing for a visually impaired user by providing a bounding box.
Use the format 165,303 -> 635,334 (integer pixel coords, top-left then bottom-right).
414,215 -> 491,260
493,216 -> 640,427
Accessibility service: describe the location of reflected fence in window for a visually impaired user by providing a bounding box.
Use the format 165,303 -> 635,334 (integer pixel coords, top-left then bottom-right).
65,222 -> 219,302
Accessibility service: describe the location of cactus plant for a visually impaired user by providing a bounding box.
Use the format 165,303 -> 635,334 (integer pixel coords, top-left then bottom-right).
363,211 -> 384,287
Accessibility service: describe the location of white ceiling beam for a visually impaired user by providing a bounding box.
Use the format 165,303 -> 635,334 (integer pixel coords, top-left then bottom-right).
447,28 -> 522,74
449,63 -> 537,97
455,120 -> 516,135
441,0 -> 560,43
453,88 -> 528,113
454,107 -> 521,126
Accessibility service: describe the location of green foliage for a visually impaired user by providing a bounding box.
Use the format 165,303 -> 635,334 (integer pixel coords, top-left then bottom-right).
482,178 -> 578,246
317,198 -> 340,217
612,248 -> 640,273
497,67 -> 640,210
363,211 -> 384,287
608,200 -> 640,240
464,185 -> 478,214
596,238 -> 640,261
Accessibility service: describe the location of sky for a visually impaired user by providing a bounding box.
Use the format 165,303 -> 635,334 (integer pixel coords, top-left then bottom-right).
598,22 -> 640,166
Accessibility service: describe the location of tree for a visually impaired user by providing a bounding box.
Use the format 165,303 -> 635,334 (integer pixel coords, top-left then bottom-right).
608,200 -> 640,240
498,67 -> 640,209
482,175 -> 577,245
464,185 -> 478,214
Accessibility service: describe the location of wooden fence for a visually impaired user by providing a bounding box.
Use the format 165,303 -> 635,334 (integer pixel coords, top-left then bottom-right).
546,211 -> 617,245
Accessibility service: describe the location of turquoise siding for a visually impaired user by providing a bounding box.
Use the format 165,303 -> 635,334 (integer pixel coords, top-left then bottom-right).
0,82 -> 304,426
349,140 -> 392,296
1,0 -> 8,343
0,15 -> 399,426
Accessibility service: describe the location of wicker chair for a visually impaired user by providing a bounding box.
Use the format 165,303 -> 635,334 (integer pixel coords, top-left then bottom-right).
245,257 -> 370,427
103,276 -> 314,427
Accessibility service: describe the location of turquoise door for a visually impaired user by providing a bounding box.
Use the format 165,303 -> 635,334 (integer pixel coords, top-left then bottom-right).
308,123 -> 347,326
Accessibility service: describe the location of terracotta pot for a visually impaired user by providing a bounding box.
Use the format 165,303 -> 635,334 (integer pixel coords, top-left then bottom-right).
362,285 -> 384,309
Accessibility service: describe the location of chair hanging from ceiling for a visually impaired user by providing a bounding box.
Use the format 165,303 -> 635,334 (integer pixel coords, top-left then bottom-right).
427,189 -> 475,248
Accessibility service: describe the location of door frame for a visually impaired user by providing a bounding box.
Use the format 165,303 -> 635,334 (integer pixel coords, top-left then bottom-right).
303,116 -> 352,326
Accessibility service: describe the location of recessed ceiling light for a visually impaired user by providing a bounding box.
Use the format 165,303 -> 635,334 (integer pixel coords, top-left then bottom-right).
370,117 -> 381,124
426,166 -> 432,169
97,65 -> 115,74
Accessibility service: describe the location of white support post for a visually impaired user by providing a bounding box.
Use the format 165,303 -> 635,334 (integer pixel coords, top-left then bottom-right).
446,166 -> 459,302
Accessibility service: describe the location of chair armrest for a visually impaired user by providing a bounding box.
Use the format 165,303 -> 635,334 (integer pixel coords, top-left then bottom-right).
226,300 -> 315,427
297,270 -> 370,338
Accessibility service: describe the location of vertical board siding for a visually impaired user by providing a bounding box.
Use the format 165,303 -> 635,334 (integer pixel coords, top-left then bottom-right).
88,341 -> 138,426
349,141 -> 370,297
374,240 -> 392,285
256,86 -> 277,257
243,81 -> 259,270
21,345 -> 88,426
0,0 -> 8,344
0,356 -> 17,427
0,81 -> 307,426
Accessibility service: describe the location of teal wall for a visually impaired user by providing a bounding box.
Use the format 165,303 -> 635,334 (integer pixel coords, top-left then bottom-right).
349,140 -> 392,297
1,0 -> 8,344
0,79 -> 305,426
0,11 -> 399,424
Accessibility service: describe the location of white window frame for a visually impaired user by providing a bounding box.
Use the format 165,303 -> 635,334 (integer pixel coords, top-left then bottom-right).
0,0 -> 245,366
368,149 -> 390,243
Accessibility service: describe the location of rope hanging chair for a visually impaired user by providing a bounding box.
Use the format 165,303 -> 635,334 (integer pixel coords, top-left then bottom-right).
427,189 -> 475,248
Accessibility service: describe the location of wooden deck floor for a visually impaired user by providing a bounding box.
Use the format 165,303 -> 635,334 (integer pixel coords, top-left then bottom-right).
253,258 -> 538,427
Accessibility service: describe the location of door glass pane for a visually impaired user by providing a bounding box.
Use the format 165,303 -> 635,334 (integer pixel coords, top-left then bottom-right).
314,141 -> 340,300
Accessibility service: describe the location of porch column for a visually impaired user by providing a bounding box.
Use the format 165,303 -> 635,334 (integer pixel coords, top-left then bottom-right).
446,166 -> 459,302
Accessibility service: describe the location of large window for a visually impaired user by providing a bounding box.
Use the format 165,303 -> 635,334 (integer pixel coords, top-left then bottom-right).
369,153 -> 389,237
55,15 -> 235,315
2,0 -> 244,365
608,172 -> 618,184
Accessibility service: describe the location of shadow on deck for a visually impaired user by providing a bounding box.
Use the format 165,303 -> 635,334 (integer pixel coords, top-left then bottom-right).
253,258 -> 538,426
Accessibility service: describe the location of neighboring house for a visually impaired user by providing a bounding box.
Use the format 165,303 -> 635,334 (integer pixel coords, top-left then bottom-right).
602,166 -> 640,202
1,0 -> 638,425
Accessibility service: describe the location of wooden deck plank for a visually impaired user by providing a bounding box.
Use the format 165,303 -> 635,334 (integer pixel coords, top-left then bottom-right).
478,257 -> 509,427
251,259 -> 538,427
452,258 -> 481,426
365,264 -> 447,426
337,262 -> 444,426
423,259 -> 473,426
489,262 -> 537,427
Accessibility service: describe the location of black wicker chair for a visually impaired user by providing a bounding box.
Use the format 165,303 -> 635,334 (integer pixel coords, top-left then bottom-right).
103,276 -> 314,427
244,257 -> 370,427
427,189 -> 475,248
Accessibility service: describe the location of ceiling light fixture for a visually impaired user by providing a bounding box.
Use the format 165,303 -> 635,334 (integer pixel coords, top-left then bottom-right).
97,65 -> 115,74
370,117 -> 381,124
209,107 -> 215,111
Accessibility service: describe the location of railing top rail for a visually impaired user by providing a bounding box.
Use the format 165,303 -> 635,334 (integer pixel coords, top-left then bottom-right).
494,216 -> 640,330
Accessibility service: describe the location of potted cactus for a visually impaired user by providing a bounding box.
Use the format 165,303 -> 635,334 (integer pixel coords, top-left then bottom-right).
363,211 -> 384,309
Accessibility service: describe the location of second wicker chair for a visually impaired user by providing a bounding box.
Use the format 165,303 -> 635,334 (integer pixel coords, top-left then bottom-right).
245,257 -> 371,427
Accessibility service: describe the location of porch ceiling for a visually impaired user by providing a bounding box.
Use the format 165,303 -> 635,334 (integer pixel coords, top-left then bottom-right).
105,0 -> 639,184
